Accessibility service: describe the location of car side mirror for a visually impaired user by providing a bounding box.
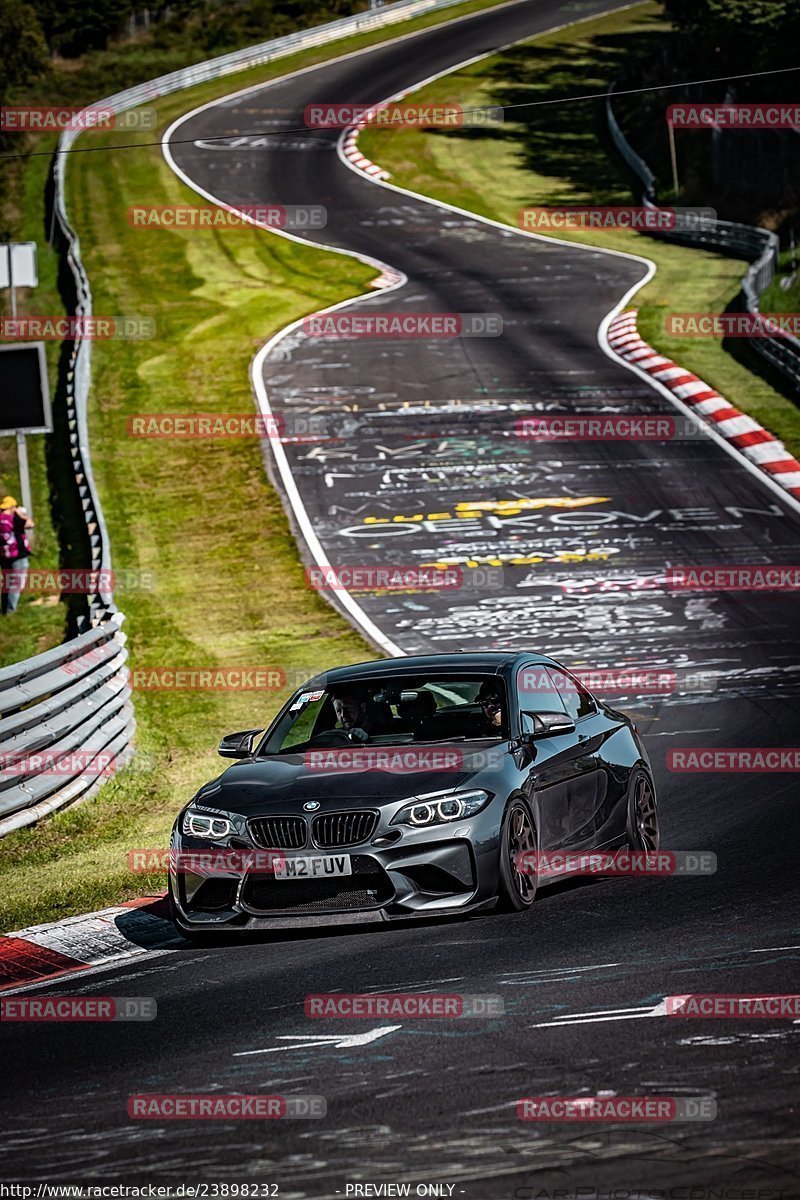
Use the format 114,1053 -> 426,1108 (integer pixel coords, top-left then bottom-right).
520,711 -> 576,742
218,728 -> 263,758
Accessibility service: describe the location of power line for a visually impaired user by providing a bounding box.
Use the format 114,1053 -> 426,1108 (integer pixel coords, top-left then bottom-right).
1,62 -> 799,162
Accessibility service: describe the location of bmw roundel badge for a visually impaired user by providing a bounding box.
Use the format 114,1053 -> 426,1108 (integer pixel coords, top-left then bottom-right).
303,801 -> 321,812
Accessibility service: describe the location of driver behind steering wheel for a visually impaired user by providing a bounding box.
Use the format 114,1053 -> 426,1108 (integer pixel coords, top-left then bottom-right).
332,689 -> 373,740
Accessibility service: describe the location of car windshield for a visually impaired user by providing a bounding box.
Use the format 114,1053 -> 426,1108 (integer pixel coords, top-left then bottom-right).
259,675 -> 508,755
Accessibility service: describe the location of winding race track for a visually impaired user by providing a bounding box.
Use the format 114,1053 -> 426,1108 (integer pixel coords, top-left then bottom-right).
2,0 -> 799,1191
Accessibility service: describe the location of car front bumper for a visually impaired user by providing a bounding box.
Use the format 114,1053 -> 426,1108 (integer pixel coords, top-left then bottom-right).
169,818 -> 503,931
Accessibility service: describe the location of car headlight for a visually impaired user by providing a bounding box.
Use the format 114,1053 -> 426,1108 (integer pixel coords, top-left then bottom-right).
182,808 -> 233,840
391,789 -> 491,828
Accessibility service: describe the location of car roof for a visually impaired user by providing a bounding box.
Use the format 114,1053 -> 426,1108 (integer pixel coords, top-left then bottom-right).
304,651 -> 562,690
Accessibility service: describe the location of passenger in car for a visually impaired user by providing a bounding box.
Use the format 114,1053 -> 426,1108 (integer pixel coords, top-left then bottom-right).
476,681 -> 505,735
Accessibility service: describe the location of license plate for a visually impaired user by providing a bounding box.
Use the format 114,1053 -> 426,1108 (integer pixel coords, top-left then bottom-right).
274,854 -> 352,880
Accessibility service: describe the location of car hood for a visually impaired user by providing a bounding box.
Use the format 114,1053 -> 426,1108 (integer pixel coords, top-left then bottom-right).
197,743 -> 505,816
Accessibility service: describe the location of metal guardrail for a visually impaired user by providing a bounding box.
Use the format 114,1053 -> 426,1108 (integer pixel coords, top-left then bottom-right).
54,0 -> 478,620
54,0 -> 482,135
51,162 -> 118,622
0,618 -> 134,836
5,0 -> 481,834
607,89 -> 800,393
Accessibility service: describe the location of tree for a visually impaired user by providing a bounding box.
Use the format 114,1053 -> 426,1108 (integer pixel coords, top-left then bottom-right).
0,0 -> 48,93
662,0 -> 800,73
29,0 -> 132,56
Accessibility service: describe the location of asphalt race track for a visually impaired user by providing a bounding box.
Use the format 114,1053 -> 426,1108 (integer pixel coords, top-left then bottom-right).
2,0 -> 799,1192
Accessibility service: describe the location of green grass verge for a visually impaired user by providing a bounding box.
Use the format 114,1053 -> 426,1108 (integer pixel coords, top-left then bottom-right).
0,148 -> 67,666
359,0 -> 800,457
0,0 -> 517,932
0,0 -> 520,674
761,248 -> 800,316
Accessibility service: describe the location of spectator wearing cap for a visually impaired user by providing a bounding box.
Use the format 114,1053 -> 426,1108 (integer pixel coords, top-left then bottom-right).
0,496 -> 34,615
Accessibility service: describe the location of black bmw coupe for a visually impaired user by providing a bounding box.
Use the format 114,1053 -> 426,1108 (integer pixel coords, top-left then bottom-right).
168,651 -> 659,937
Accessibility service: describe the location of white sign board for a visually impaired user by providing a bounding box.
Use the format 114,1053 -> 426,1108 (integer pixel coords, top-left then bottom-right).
0,242 -> 38,289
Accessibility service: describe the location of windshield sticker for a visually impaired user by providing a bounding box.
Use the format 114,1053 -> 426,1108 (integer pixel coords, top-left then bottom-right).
290,689 -> 325,711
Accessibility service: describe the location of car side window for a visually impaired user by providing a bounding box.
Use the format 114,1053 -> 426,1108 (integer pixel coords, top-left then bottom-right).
516,665 -> 569,716
551,667 -> 596,721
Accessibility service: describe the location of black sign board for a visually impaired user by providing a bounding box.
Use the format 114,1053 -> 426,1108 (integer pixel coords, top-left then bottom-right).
0,342 -> 52,435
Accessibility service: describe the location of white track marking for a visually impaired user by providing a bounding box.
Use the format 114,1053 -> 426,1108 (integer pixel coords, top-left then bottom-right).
332,25 -> 800,519
161,0 -> 800,671
750,945 -> 800,953
234,1024 -> 402,1054
161,1 -> 652,656
530,998 -> 670,1027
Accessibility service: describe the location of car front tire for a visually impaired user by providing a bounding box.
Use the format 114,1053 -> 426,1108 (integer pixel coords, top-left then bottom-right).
497,797 -> 538,912
625,768 -> 660,851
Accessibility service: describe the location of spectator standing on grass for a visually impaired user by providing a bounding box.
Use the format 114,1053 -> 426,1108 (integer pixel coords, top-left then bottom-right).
0,496 -> 34,615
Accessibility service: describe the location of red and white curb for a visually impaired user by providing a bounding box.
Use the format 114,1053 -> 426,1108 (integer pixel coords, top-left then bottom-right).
607,310 -> 800,500
342,123 -> 391,182
369,264 -> 405,289
340,92 -> 407,190
340,113 -> 403,291
0,894 -> 178,992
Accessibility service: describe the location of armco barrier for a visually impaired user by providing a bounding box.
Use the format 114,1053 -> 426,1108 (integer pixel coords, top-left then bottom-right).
54,0 -> 485,148
53,0 -> 479,621
606,88 -> 800,394
6,0 -> 482,834
51,168 -> 117,623
0,618 -> 134,836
